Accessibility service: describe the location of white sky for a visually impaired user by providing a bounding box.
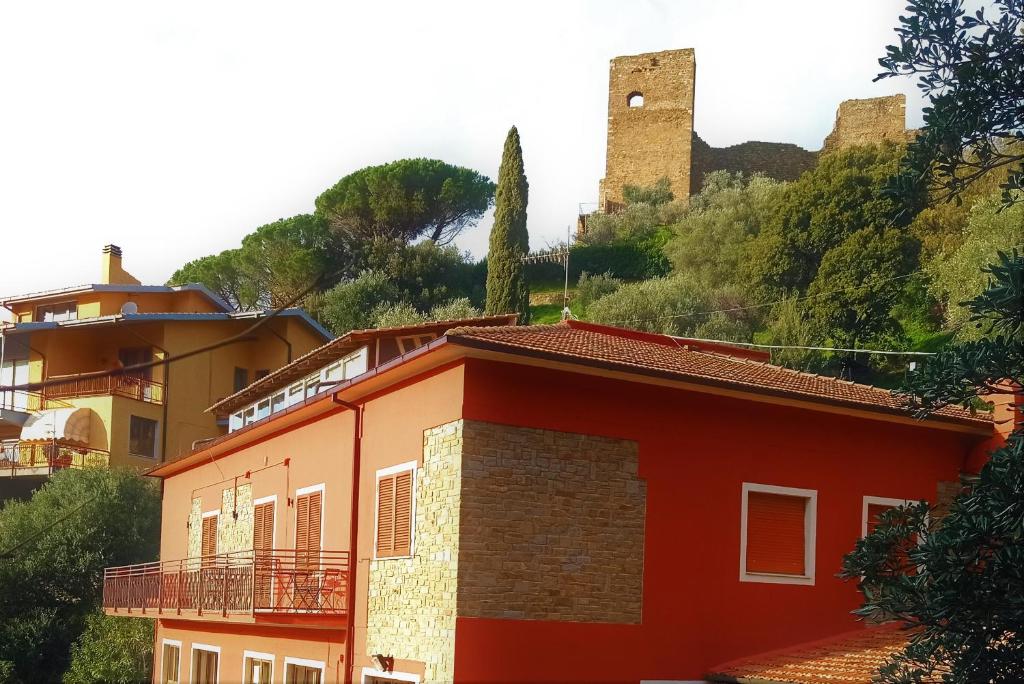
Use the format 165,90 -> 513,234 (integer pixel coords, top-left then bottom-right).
0,0 -> 930,297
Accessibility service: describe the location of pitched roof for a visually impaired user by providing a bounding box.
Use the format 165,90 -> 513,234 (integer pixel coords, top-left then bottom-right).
0,283 -> 233,311
207,313 -> 519,415
0,309 -> 332,341
444,321 -> 988,428
705,623 -> 917,684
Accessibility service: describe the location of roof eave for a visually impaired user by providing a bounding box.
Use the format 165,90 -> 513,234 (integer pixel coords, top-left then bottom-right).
446,335 -> 992,435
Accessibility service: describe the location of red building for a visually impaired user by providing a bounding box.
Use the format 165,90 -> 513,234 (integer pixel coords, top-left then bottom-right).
103,319 -> 997,684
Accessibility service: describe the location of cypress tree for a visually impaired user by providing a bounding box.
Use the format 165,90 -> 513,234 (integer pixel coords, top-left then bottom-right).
485,126 -> 530,323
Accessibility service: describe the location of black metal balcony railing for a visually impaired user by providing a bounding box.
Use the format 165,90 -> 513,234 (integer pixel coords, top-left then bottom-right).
44,375 -> 164,405
0,441 -> 110,477
103,549 -> 349,619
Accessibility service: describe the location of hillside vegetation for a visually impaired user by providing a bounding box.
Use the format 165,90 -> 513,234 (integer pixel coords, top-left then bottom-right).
567,143 -> 1022,382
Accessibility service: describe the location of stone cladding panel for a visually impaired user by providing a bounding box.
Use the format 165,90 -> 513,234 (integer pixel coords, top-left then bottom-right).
366,421 -> 461,683
458,421 -> 646,624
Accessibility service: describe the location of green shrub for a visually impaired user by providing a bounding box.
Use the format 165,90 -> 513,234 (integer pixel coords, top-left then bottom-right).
575,272 -> 622,309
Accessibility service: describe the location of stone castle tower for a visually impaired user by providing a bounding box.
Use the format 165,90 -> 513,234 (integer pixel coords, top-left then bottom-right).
599,49 -> 696,210
595,48 -> 912,212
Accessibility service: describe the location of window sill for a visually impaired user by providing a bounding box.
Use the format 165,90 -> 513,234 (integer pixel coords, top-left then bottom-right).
373,554 -> 414,562
740,571 -> 815,586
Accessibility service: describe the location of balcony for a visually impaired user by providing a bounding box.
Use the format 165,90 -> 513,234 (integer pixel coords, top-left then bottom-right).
0,390 -> 46,414
44,374 -> 164,405
0,440 -> 110,477
103,549 -> 349,622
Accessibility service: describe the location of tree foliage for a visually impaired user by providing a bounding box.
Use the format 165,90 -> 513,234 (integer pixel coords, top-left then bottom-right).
622,177 -> 675,206
484,127 -> 530,322
927,193 -> 1024,336
314,158 -> 495,246
840,252 -> 1024,682
169,214 -> 339,311
63,612 -> 153,684
665,171 -> 782,290
745,143 -> 913,298
878,0 -> 1024,206
0,469 -> 161,683
317,240 -> 483,335
805,226 -> 917,348
370,297 -> 482,329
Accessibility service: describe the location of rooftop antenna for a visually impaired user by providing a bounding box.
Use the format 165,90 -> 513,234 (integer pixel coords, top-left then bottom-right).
519,230 -> 572,321
562,224 -> 572,321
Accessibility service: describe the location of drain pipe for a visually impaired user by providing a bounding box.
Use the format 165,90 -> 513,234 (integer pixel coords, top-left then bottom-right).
331,394 -> 363,684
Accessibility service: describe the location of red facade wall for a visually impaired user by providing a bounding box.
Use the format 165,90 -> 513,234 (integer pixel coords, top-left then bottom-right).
453,358 -> 976,683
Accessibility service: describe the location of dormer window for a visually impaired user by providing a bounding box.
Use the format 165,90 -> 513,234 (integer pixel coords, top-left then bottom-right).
36,301 -> 78,322
627,92 -> 644,108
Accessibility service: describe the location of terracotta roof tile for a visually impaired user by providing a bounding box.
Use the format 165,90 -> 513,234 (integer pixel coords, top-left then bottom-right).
706,623 -> 918,684
445,321 -> 988,428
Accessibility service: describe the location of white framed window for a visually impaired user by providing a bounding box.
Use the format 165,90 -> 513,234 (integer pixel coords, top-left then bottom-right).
862,495 -> 916,537
284,656 -> 325,684
343,347 -> 368,378
361,667 -> 421,684
256,398 -> 271,421
160,639 -> 182,684
740,482 -> 817,586
190,643 -> 221,684
374,461 -> 417,560
242,650 -> 275,684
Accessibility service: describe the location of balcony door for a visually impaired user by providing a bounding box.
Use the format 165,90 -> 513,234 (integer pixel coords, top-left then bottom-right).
0,359 -> 29,411
294,487 -> 322,609
118,348 -> 153,401
253,499 -> 275,609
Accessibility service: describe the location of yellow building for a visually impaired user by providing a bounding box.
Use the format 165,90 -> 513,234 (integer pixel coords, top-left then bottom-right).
0,245 -> 330,491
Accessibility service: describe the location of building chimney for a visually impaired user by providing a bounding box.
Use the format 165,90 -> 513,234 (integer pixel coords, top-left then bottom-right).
100,244 -> 141,286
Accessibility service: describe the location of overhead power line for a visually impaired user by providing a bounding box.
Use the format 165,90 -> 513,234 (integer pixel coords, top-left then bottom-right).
669,336 -> 937,357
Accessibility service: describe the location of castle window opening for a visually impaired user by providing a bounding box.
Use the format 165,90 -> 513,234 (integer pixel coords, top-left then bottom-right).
627,92 -> 644,108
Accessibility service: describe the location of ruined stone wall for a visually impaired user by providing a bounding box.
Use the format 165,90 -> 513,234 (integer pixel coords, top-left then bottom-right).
690,133 -> 817,193
366,422 -> 461,683
458,421 -> 646,624
594,50 -> 914,214
821,95 -> 913,154
601,48 -> 695,208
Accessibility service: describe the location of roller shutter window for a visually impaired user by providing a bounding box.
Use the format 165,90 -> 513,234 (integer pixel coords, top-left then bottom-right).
376,468 -> 413,558
866,502 -> 895,536
745,491 -> 808,576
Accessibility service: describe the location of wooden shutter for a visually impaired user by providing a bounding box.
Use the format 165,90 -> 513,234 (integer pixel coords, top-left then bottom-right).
253,501 -> 275,608
746,491 -> 807,575
200,515 -> 218,561
254,501 -> 274,550
866,503 -> 894,536
376,476 -> 395,556
295,490 -> 322,569
376,469 -> 413,558
394,470 -> 412,556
